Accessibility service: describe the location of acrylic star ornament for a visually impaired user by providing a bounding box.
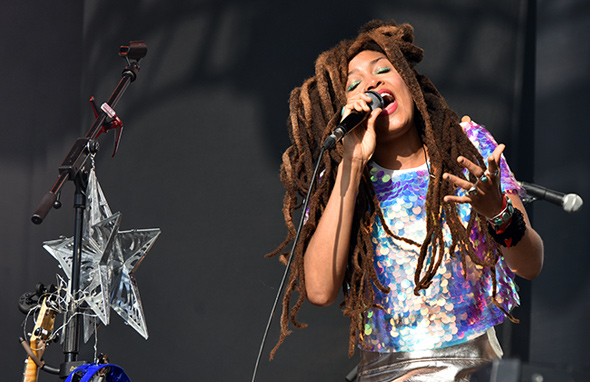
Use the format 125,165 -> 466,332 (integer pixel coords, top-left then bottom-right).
43,168 -> 160,341
43,212 -> 121,338
109,226 -> 160,339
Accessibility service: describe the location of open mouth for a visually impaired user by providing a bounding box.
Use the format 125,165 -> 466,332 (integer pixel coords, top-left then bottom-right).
376,89 -> 397,115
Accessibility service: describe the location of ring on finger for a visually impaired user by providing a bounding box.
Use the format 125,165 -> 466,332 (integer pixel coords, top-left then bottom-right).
467,185 -> 478,196
479,174 -> 489,183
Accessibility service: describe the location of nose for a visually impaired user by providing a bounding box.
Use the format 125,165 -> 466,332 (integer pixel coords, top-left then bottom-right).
365,77 -> 383,92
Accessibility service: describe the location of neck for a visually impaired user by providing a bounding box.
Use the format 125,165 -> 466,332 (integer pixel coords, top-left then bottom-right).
372,125 -> 426,170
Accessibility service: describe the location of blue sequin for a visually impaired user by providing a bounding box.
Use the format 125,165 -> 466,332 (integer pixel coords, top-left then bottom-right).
360,121 -> 521,353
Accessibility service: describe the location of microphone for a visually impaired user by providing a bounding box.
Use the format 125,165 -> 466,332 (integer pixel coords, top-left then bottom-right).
518,181 -> 583,213
322,90 -> 385,149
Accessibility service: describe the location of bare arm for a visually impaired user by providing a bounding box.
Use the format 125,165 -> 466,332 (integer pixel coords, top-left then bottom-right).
304,94 -> 381,306
498,194 -> 544,279
304,158 -> 364,306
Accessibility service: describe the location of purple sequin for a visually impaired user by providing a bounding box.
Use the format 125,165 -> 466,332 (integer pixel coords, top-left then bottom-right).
360,121 -> 520,353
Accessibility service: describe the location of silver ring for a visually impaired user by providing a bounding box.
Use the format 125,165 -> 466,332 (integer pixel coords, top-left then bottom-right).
491,168 -> 500,177
479,174 -> 489,183
467,185 -> 478,196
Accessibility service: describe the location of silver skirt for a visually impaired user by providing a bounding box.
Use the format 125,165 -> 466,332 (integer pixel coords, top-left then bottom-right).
356,328 -> 503,382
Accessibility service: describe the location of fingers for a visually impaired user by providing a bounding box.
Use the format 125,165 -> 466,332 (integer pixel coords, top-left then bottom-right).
340,94 -> 381,163
366,107 -> 383,125
341,92 -> 381,120
443,170 -> 503,217
444,155 -> 498,196
443,173 -> 472,193
442,144 -> 507,218
485,143 -> 504,179
442,171 -> 483,205
455,156 -> 484,179
491,143 -> 505,161
455,142 -> 505,185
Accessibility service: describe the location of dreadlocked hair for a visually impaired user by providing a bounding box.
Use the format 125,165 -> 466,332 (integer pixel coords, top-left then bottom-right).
266,20 -> 513,359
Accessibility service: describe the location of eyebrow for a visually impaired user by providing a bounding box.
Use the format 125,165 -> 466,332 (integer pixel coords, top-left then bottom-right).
348,56 -> 387,76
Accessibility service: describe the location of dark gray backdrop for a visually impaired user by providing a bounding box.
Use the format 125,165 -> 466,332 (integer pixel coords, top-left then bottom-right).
2,1 -> 588,381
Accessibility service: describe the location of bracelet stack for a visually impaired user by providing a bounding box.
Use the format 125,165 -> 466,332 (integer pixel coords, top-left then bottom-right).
487,194 -> 527,248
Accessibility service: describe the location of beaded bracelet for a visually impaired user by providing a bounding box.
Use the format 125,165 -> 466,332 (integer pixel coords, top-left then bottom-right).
488,194 -> 514,230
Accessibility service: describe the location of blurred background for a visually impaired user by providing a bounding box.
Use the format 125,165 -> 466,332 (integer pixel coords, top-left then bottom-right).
1,0 -> 588,381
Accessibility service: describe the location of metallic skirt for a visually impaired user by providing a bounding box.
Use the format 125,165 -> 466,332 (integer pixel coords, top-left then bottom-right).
356,328 -> 503,382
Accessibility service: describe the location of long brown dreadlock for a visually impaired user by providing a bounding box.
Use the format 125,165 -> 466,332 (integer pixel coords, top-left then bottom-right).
266,20 -> 513,358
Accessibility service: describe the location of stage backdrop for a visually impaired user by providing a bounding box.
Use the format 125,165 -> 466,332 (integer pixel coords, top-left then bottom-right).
1,1 -> 588,381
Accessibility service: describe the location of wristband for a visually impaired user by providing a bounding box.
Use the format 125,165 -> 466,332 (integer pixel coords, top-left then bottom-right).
488,207 -> 526,248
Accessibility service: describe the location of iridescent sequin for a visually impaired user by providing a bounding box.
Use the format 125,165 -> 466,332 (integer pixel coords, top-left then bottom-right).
360,122 -> 521,353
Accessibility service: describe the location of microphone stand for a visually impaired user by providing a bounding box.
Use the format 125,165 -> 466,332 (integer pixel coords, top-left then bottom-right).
251,128 -> 351,381
251,145 -> 327,382
30,41 -> 146,379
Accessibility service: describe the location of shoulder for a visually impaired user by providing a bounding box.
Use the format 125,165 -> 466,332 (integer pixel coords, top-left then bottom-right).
460,117 -> 495,142
459,116 -> 524,194
459,116 -> 498,155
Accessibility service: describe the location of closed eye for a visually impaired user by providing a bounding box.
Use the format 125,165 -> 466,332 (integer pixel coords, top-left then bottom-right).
346,80 -> 360,92
376,67 -> 391,74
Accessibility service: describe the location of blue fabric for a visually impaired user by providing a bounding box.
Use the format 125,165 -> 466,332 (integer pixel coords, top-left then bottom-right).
65,363 -> 131,382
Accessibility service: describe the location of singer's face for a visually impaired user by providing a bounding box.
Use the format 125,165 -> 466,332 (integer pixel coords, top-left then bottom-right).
346,50 -> 414,138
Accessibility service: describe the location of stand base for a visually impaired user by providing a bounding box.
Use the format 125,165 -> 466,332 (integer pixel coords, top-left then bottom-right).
60,361 -> 87,379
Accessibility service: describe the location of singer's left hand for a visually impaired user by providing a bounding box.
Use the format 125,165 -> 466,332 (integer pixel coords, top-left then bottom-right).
442,144 -> 506,219
444,144 -> 544,280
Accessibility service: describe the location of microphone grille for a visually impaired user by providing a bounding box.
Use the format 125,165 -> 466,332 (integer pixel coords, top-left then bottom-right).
365,91 -> 385,110
563,193 -> 583,213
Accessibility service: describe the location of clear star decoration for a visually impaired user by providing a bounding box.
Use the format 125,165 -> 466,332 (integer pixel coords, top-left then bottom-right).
110,227 -> 160,339
43,212 -> 121,327
43,168 -> 160,341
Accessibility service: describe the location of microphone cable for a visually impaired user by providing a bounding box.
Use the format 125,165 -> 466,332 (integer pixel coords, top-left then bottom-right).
251,145 -> 327,382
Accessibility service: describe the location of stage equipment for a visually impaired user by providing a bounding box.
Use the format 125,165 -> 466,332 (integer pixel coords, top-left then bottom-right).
21,41 -> 158,381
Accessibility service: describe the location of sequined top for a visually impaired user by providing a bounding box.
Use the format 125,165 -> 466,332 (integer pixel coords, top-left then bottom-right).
360,121 -> 521,353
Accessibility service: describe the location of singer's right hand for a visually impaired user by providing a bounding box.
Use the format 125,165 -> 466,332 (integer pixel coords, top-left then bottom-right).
341,92 -> 382,166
